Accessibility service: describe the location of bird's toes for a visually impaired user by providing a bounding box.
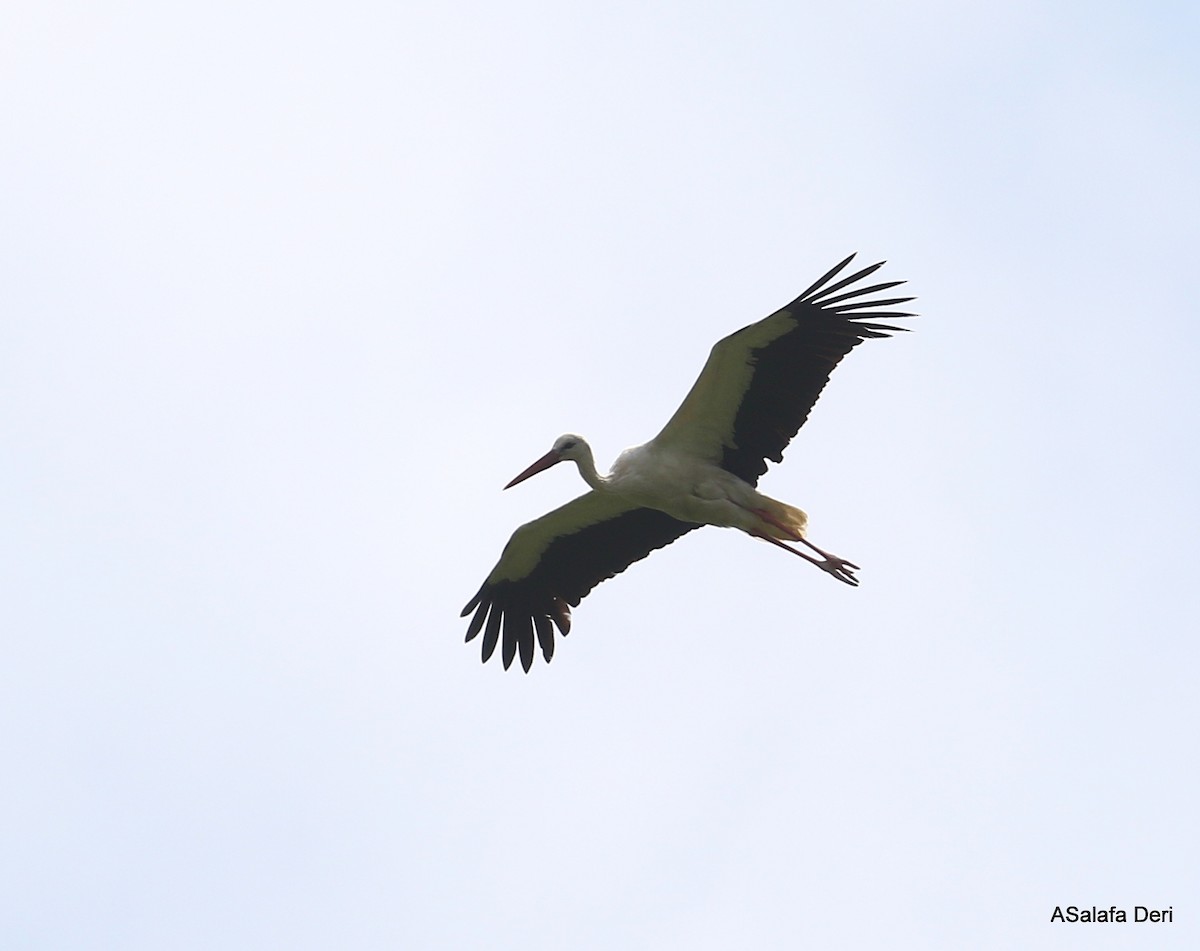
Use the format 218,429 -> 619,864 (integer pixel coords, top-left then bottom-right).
821,559 -> 858,586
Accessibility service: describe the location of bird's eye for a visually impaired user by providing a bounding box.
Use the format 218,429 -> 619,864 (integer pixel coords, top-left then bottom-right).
561,439 -> 576,450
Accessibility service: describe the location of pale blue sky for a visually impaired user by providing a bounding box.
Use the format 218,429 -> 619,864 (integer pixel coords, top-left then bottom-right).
3,2 -> 1198,948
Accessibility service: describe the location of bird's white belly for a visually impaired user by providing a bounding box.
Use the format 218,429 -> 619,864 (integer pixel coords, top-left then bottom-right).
609,445 -> 757,528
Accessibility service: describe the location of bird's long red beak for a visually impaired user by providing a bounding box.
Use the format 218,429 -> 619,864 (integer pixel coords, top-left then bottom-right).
504,449 -> 563,489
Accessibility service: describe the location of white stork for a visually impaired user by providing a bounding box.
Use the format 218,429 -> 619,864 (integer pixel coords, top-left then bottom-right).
462,253 -> 914,671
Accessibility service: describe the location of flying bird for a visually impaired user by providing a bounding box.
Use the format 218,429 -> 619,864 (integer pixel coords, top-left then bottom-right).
462,253 -> 914,671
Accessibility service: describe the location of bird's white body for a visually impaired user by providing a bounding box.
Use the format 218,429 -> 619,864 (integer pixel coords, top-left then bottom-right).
566,438 -> 808,540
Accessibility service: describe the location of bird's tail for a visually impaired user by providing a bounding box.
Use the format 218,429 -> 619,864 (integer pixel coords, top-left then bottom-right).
753,495 -> 809,541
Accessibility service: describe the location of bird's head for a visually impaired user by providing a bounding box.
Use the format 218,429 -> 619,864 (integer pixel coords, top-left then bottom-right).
504,434 -> 587,489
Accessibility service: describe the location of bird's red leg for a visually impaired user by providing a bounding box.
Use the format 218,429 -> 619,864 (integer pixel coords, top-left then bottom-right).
735,502 -> 859,585
751,531 -> 859,587
792,535 -> 860,572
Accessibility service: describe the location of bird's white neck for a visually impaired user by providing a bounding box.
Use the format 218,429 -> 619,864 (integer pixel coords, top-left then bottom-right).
570,442 -> 608,491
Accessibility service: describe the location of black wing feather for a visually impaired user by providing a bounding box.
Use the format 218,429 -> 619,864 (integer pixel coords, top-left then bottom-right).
461,507 -> 699,672
719,255 -> 914,484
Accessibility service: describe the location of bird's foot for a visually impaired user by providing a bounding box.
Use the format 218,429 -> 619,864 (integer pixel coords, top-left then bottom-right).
817,554 -> 860,587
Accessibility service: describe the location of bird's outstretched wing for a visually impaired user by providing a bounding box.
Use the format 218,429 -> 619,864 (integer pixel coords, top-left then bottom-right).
653,253 -> 914,485
461,491 -> 699,671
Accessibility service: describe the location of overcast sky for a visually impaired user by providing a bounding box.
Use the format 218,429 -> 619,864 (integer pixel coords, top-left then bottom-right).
3,1 -> 1198,948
